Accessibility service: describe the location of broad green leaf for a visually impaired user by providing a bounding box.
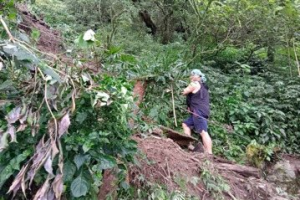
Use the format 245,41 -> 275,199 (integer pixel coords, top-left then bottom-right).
71,175 -> 89,197
0,80 -> 14,91
74,34 -> 94,48
0,163 -> 13,189
10,150 -> 31,171
39,63 -> 62,83
74,154 -> 86,169
76,112 -> 87,124
82,143 -> 91,153
98,131 -> 110,136
2,44 -> 18,55
96,92 -> 110,102
18,33 -> 30,43
0,150 -> 30,188
99,155 -> 116,170
63,161 -> 76,182
120,181 -> 129,190
2,43 -> 39,63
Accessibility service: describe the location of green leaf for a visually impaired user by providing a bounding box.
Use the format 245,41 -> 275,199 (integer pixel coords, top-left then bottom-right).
120,54 -> 136,63
2,44 -> 18,55
106,46 -> 122,55
0,162 -> 13,189
10,150 -> 31,170
0,150 -> 30,188
74,33 -> 94,48
18,33 -> 30,43
99,155 -> 116,170
76,112 -> 88,124
74,154 -> 86,170
98,131 -> 111,136
82,143 -> 91,153
39,63 -> 62,83
2,43 -> 39,63
63,161 -> 77,182
120,181 -> 129,190
8,12 -> 17,20
71,175 -> 89,197
31,29 -> 41,42
0,80 -> 14,91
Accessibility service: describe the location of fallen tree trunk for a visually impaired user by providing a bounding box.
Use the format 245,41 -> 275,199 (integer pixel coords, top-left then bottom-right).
216,163 -> 261,178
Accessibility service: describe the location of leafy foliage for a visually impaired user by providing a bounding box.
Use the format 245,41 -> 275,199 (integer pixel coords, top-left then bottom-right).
200,160 -> 230,200
246,140 -> 277,168
118,182 -> 198,200
0,28 -> 137,199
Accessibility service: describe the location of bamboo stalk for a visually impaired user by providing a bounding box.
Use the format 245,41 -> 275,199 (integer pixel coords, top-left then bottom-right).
171,84 -> 177,127
292,39 -> 300,77
0,16 -> 15,42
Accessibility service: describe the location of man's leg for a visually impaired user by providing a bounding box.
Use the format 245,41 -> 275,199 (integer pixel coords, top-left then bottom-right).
200,130 -> 212,154
182,123 -> 191,136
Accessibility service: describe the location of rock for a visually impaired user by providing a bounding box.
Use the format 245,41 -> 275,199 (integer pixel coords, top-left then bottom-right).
152,127 -> 163,136
267,159 -> 300,198
268,160 -> 296,183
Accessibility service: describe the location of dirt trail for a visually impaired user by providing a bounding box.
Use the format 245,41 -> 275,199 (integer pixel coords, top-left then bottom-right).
129,135 -> 299,200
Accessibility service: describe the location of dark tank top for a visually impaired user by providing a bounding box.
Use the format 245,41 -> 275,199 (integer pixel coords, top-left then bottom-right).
186,82 -> 210,118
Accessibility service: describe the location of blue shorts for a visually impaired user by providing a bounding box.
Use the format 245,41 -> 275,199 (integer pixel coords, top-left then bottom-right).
183,109 -> 208,133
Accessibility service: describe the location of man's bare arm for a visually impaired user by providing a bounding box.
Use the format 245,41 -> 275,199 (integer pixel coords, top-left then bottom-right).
182,82 -> 200,95
182,84 -> 195,95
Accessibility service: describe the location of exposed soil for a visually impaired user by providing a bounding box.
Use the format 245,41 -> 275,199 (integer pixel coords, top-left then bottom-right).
128,135 -> 299,200
133,80 -> 147,113
16,4 -> 103,73
17,4 -> 63,54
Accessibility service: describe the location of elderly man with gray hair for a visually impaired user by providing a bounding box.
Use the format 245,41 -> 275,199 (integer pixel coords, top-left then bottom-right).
182,69 -> 212,154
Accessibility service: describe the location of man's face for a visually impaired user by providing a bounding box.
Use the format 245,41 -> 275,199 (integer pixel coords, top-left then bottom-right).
190,75 -> 200,81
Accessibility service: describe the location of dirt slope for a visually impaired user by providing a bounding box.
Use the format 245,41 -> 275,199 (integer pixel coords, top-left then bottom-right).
17,4 -> 62,54
129,136 -> 299,200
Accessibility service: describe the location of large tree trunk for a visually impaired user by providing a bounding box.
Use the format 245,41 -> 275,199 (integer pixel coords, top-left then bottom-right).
139,10 -> 157,35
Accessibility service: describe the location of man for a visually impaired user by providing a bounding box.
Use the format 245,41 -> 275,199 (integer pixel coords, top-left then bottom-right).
182,69 -> 212,154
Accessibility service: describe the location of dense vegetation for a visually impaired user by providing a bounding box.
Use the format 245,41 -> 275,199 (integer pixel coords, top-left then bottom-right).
0,0 -> 299,199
